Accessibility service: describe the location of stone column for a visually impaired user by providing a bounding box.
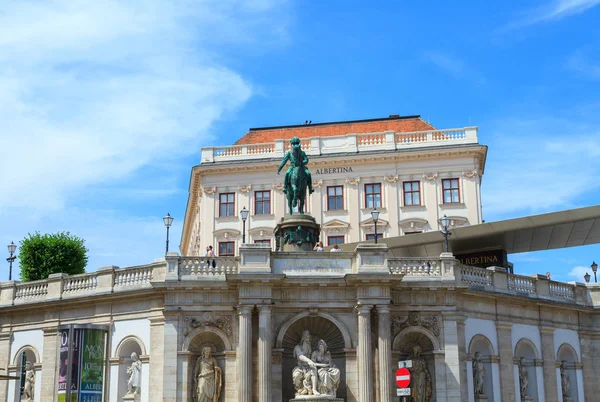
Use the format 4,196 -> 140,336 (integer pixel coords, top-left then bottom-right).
376,305 -> 392,401
496,322 -> 516,401
258,305 -> 272,402
540,326 -> 558,402
238,305 -> 253,402
357,305 -> 373,402
40,327 -> 58,401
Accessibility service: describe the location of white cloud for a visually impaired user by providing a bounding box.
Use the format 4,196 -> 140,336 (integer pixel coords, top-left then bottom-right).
481,114 -> 600,220
568,265 -> 591,280
0,0 -> 290,279
422,51 -> 486,84
505,0 -> 600,29
568,48 -> 600,80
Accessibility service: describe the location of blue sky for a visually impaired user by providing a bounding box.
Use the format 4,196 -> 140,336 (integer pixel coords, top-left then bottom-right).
1,0 -> 600,282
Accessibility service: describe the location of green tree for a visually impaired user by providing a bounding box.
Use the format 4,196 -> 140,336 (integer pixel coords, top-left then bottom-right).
19,232 -> 88,281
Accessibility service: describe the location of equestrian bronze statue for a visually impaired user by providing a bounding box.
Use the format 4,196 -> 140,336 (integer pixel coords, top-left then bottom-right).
277,136 -> 314,214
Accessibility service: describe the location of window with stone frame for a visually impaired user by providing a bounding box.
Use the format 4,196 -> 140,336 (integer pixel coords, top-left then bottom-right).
366,233 -> 383,241
327,236 -> 345,246
218,241 -> 235,256
254,239 -> 271,246
327,186 -> 344,211
365,183 -> 382,208
219,193 -> 235,217
254,190 -> 271,215
403,181 -> 421,206
442,178 -> 460,203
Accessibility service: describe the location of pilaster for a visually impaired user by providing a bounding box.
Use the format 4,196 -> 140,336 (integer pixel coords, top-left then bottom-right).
148,316 -> 165,402
258,305 -> 272,402
376,305 -> 392,402
496,322 -> 516,401
238,305 -> 253,402
40,327 -> 58,401
540,326 -> 559,402
579,332 -> 600,402
0,332 -> 11,400
441,312 -> 464,401
357,304 -> 373,402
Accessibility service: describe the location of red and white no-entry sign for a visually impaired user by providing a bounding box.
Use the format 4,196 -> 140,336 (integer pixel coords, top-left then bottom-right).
396,367 -> 411,388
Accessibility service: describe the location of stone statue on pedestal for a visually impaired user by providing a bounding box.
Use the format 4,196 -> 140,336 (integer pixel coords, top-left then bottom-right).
292,331 -> 341,399
22,361 -> 35,402
518,357 -> 530,400
124,352 -> 142,400
560,360 -> 571,398
472,352 -> 486,396
277,136 -> 314,215
409,345 -> 432,402
193,347 -> 222,402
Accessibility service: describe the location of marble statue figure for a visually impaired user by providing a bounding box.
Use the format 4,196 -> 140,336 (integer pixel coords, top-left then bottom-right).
277,136 -> 314,215
293,330 -> 320,396
409,345 -> 432,402
518,357 -> 529,398
126,352 -> 142,396
472,352 -> 485,396
193,347 -> 222,402
22,361 -> 35,402
560,360 -> 571,397
311,339 -> 341,396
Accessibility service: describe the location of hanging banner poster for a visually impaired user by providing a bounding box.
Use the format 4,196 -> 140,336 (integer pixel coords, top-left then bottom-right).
79,329 -> 106,402
70,328 -> 82,402
57,329 -> 70,402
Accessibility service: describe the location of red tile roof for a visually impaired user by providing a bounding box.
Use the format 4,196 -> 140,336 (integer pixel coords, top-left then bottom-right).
234,115 -> 436,145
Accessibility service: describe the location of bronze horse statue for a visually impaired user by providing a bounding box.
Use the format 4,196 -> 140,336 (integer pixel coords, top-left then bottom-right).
277,137 -> 314,215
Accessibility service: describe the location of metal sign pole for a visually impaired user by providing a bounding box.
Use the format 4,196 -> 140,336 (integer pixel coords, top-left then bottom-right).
18,351 -> 26,400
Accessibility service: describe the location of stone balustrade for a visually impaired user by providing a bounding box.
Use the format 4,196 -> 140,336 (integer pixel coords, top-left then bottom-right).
1,247 -> 598,307
200,127 -> 478,164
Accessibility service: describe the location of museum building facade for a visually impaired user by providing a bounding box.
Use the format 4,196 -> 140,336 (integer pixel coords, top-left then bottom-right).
180,115 -> 487,255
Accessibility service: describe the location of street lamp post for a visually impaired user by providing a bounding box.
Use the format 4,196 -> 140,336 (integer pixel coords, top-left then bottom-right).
592,261 -> 598,283
371,208 -> 380,244
584,272 -> 591,283
163,213 -> 174,255
240,207 -> 249,244
440,215 -> 452,253
7,241 -> 16,281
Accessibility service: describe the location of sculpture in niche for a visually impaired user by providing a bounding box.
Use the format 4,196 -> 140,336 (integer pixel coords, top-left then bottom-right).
292,330 -> 340,398
518,357 -> 529,399
472,352 -> 486,396
193,347 -> 222,402
22,361 -> 35,402
125,352 -> 142,397
409,345 -> 432,402
560,360 -> 571,398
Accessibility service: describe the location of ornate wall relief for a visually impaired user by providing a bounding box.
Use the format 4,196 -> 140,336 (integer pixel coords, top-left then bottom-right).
391,312 -> 440,338
183,316 -> 233,337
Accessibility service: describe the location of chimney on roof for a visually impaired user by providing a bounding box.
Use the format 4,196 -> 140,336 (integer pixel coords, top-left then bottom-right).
389,114 -> 400,118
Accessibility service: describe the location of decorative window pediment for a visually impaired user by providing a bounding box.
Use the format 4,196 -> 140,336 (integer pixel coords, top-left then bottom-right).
398,218 -> 429,231
248,227 -> 273,239
360,217 -> 389,234
213,229 -> 241,240
322,219 -> 350,234
440,216 -> 469,227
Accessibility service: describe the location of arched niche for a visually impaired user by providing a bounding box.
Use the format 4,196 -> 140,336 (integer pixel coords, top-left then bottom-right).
11,345 -> 40,402
468,335 -> 496,401
185,329 -> 229,402
393,328 -> 438,401
114,336 -> 145,400
557,343 -> 580,401
515,338 -> 541,402
278,314 -> 349,402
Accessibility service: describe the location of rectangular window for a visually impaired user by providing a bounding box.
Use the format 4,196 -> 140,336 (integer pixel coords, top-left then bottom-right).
366,234 -> 383,241
254,239 -> 271,245
365,183 -> 382,208
403,181 -> 421,206
218,242 -> 235,256
219,193 -> 235,217
254,191 -> 271,215
327,186 -> 344,211
442,178 -> 460,204
327,236 -> 345,246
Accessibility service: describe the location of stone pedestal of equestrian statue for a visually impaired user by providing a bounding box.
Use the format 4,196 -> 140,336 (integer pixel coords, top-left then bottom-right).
275,136 -> 320,252
274,214 -> 321,252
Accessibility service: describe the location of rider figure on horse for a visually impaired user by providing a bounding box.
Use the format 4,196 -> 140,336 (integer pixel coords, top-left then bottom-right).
277,136 -> 315,196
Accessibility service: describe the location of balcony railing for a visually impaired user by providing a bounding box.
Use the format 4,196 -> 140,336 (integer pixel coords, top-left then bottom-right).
0,248 -> 592,307
201,127 -> 478,164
